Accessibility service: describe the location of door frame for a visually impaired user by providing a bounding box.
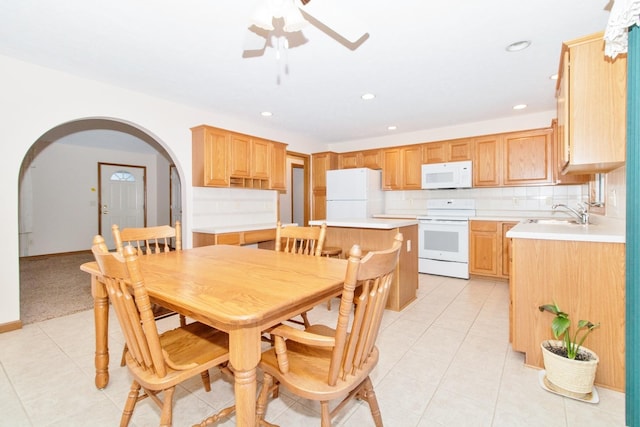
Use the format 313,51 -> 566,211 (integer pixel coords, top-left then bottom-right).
97,162 -> 147,237
287,151 -> 310,226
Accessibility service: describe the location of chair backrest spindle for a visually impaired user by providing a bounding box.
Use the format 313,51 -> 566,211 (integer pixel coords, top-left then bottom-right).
275,221 -> 326,256
328,233 -> 402,386
113,221 -> 181,256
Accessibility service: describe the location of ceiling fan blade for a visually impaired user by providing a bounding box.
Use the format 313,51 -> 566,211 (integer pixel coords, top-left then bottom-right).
242,27 -> 268,54
298,0 -> 368,44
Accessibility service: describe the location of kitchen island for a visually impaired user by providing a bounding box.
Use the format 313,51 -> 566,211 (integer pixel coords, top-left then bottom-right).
309,218 -> 418,311
506,217 -> 625,391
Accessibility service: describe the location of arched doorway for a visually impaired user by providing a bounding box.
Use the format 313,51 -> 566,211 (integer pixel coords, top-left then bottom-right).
18,117 -> 181,324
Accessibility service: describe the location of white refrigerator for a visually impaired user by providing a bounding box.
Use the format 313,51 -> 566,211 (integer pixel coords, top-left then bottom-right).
325,168 -> 384,220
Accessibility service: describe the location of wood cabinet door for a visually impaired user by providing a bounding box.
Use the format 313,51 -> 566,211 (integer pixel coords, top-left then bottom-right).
338,152 -> 362,169
469,221 -> 498,276
501,222 -> 517,278
566,35 -> 626,172
422,142 -> 446,164
229,133 -> 251,177
361,149 -> 382,169
473,135 -> 502,187
251,138 -> 270,179
312,190 -> 326,220
447,139 -> 473,162
311,153 -> 337,190
269,142 -> 286,190
402,145 -> 422,189
191,125 -> 230,187
382,148 -> 401,190
503,129 -> 553,186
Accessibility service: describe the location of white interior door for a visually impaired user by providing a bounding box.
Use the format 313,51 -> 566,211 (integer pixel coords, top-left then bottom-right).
99,163 -> 146,249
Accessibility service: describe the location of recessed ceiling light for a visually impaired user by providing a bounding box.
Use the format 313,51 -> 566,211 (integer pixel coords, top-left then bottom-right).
260,111 -> 273,117
513,104 -> 528,110
361,93 -> 375,100
549,73 -> 558,80
505,40 -> 531,52
387,125 -> 397,131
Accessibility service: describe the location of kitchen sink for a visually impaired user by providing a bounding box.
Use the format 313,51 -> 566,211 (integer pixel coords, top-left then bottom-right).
526,218 -> 585,225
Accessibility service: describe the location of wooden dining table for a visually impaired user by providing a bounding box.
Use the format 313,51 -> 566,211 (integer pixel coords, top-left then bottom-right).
80,244 -> 348,426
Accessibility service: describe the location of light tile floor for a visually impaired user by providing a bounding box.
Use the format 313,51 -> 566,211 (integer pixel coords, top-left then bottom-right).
0,274 -> 626,426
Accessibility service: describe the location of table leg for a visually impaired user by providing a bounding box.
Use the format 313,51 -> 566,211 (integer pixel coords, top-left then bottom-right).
91,274 -> 110,389
229,327 -> 262,426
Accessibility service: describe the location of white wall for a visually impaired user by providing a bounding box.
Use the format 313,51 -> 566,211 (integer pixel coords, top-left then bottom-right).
20,140 -> 170,256
0,54 -> 323,326
327,110 -> 557,152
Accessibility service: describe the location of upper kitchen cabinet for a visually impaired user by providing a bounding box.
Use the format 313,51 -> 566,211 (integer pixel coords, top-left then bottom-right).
338,151 -> 361,169
557,32 -> 627,174
473,134 -> 502,187
191,125 -> 287,190
473,128 -> 554,187
551,119 -> 591,185
382,145 -> 422,190
338,149 -> 382,170
502,128 -> 553,186
312,152 -> 339,190
362,149 -> 383,169
422,138 -> 473,164
269,141 -> 287,191
192,125 -> 230,187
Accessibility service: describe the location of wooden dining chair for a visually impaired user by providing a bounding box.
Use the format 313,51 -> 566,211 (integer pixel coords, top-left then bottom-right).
274,221 -> 327,328
91,235 -> 234,427
256,233 -> 403,427
112,221 -> 186,365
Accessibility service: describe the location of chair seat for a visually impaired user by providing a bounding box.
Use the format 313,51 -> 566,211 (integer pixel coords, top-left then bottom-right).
259,325 -> 379,401
321,246 -> 342,258
126,321 -> 229,390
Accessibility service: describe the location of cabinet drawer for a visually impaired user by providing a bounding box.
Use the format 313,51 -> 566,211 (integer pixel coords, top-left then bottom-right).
244,229 -> 276,244
215,233 -> 242,245
470,221 -> 497,232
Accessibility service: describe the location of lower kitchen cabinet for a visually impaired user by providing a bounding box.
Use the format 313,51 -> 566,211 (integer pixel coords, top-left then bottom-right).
510,237 -> 625,391
469,220 -> 516,279
192,228 -> 276,247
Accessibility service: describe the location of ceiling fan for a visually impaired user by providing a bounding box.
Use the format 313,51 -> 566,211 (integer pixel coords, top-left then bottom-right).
243,0 -> 369,54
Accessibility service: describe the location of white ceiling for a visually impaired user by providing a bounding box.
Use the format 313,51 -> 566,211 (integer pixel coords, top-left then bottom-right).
0,0 -> 613,145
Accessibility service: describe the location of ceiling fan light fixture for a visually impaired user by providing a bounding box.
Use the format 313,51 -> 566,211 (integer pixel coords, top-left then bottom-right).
249,2 -> 275,31
282,2 -> 307,32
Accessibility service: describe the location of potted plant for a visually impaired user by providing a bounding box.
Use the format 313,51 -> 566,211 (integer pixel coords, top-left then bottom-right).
538,302 -> 600,398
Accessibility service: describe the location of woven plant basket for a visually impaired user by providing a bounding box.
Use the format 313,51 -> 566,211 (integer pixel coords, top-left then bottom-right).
541,340 -> 599,397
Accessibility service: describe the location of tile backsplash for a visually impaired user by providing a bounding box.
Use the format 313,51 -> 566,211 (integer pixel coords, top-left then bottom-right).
384,184 -> 588,218
192,187 -> 277,228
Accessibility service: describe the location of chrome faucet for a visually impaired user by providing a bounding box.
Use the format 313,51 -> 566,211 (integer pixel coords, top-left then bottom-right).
552,203 -> 589,224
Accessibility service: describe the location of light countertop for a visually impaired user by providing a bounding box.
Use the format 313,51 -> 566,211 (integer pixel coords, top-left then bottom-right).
506,216 -> 625,243
309,218 -> 418,230
192,223 -> 278,234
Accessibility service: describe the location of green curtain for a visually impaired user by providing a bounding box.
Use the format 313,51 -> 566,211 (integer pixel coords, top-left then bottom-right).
627,23 -> 639,427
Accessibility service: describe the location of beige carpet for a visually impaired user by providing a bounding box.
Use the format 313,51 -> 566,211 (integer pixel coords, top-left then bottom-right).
19,251 -> 95,324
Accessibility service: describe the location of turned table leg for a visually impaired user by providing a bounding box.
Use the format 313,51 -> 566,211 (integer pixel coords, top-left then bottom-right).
91,274 -> 110,389
229,327 -> 261,426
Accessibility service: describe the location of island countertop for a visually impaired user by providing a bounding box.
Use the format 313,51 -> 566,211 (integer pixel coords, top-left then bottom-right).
309,218 -> 418,230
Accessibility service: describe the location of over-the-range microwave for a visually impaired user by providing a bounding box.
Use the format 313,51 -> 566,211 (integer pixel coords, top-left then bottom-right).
421,160 -> 472,189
